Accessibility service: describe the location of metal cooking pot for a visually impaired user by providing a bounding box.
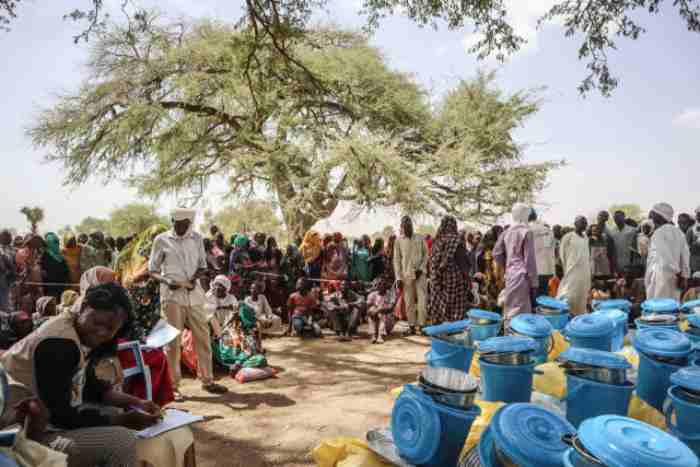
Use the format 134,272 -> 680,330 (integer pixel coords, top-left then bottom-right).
421,367 -> 478,392
472,317 -> 499,325
536,305 -> 565,316
561,433 -> 605,466
439,330 -> 473,347
480,350 -> 533,365
512,331 -> 554,355
639,314 -> 678,325
678,387 -> 700,403
650,354 -> 687,365
560,362 -> 627,385
428,389 -> 478,409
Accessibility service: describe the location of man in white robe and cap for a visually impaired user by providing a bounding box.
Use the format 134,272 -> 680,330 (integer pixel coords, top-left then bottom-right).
687,206 -> 700,275
557,215 -> 591,315
645,203 -> 690,301
149,208 -> 228,399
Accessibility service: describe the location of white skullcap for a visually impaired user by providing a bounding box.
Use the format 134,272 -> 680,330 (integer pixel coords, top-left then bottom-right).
212,275 -> 231,290
511,203 -> 531,225
171,207 -> 196,222
651,203 -> 674,222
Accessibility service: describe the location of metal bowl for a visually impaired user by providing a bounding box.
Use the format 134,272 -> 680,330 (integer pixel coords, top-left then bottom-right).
421,367 -> 478,392
430,389 -> 478,409
472,317 -> 499,325
678,387 -> 700,403
480,350 -> 533,365
439,330 -> 473,347
560,362 -> 627,385
562,434 -> 605,466
639,314 -> 678,325
536,305 -> 565,316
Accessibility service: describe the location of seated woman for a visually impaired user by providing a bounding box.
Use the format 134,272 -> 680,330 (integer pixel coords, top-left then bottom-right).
245,282 -> 283,335
366,281 -> 396,344
322,281 -> 363,341
0,282 -> 162,467
32,296 -> 57,329
205,274 -> 239,333
287,278 -> 322,338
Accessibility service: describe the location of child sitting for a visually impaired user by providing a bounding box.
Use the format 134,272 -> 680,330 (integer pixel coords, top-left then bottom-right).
366,281 -> 396,344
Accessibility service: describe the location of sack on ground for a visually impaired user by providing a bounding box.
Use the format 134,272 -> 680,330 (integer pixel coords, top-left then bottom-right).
313,437 -> 391,467
627,394 -> 666,430
234,367 -> 277,383
547,331 -> 569,361
533,362 -> 567,400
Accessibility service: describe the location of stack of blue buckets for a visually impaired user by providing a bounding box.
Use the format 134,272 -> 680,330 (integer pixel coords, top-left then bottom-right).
535,296 -> 570,330
563,313 -> 616,351
392,319 -> 481,466
467,309 -> 502,343
510,313 -> 553,365
478,336 -> 540,403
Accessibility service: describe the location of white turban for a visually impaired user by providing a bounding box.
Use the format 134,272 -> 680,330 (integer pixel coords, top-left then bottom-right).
651,203 -> 674,223
511,203 -> 531,225
171,208 -> 196,222
212,274 -> 231,291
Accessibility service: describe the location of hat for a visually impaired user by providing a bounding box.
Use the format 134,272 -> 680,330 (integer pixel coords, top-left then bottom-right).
651,203 -> 674,222
212,275 -> 232,291
511,203 -> 531,225
171,208 -> 196,222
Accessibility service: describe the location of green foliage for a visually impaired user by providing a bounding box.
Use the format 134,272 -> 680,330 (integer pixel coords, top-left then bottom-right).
108,203 -> 168,237
608,203 -> 644,223
30,15 -> 557,237
203,200 -> 286,242
19,206 -> 45,234
74,216 -> 111,235
415,224 -> 436,236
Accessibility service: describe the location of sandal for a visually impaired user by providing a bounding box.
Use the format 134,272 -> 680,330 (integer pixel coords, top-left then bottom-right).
202,383 -> 228,394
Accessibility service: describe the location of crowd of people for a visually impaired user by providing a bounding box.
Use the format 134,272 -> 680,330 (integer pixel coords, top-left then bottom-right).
0,202 -> 698,464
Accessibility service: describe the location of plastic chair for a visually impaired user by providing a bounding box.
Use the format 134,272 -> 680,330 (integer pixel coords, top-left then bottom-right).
117,341 -> 153,401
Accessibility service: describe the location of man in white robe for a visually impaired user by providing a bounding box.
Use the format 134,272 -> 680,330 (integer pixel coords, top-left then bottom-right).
645,203 -> 690,301
557,216 -> 591,315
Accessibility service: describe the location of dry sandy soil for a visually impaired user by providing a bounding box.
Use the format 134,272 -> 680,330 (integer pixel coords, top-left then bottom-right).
176,327 -> 429,467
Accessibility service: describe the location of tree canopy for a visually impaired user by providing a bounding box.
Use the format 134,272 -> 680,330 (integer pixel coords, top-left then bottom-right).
608,203 -> 644,223
19,206 -> 44,234
73,202 -> 167,237
4,1 -> 699,96
30,14 -> 558,237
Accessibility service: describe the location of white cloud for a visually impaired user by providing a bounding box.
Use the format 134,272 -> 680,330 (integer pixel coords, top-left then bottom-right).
463,0 -> 560,59
672,108 -> 700,129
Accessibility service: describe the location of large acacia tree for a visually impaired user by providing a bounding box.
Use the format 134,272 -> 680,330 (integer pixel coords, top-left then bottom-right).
30,14 -> 556,236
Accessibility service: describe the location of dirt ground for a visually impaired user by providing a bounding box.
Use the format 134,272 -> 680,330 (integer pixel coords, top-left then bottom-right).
176,326 -> 429,467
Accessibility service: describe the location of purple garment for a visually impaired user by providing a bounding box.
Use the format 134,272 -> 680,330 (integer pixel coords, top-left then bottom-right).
493,224 -> 538,322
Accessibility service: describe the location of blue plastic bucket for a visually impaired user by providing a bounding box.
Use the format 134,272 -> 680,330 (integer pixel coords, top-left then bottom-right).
425,337 -> 474,373
539,312 -> 569,331
470,322 -> 501,342
635,318 -> 679,332
392,384 -> 480,467
479,359 -> 537,403
592,309 -> 627,352
664,386 -> 700,439
636,351 -> 686,411
564,315 -> 615,352
563,374 -> 635,428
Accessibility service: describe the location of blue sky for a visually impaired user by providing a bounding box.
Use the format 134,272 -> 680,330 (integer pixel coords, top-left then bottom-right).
1,0 -> 698,236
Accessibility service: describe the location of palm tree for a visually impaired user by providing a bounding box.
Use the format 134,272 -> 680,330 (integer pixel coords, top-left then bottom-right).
20,206 -> 45,234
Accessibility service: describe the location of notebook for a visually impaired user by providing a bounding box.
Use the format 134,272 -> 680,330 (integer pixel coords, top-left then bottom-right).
137,409 -> 204,439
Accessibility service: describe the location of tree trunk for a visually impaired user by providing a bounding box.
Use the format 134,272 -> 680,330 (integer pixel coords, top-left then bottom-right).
272,176 -> 338,243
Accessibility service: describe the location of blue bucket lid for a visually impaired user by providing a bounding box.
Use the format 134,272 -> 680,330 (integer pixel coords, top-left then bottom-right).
593,299 -> 632,311
468,309 -> 501,322
632,328 -> 692,358
510,314 -> 553,338
559,347 -> 632,370
641,298 -> 680,314
681,300 -> 700,312
591,308 -> 627,325
478,336 -> 537,354
670,367 -> 700,392
423,319 -> 471,337
536,296 -> 569,311
490,403 -> 575,467
390,385 -> 441,465
687,314 -> 700,328
578,415 -> 699,467
564,314 -> 614,338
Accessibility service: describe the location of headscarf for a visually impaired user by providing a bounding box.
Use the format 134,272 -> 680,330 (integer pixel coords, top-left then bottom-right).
60,290 -> 79,309
115,224 -> 168,285
233,234 -> 249,249
171,207 -> 196,222
212,274 -> 232,291
511,203 -> 531,226
44,232 -> 65,263
300,231 -> 322,264
80,266 -> 116,294
35,296 -> 56,317
239,302 -> 257,331
651,203 -> 674,223
430,216 -> 461,276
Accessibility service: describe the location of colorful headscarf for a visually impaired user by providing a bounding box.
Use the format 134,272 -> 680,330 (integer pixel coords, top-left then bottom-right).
44,232 -> 65,263
239,302 -> 257,331
233,234 -> 249,249
115,224 -> 168,285
35,296 -> 56,317
80,266 -> 117,294
301,230 -> 322,264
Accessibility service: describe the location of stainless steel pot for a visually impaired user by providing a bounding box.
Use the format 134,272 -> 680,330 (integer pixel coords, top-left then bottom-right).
421,367 -> 479,392
429,389 -> 478,409
536,305 -> 565,316
639,314 -> 678,326
561,433 -> 605,466
560,362 -> 627,385
472,317 -> 499,325
439,330 -> 473,347
678,387 -> 700,403
480,350 -> 533,365
650,355 -> 687,365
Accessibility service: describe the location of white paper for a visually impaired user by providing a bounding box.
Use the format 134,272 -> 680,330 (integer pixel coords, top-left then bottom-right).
143,319 -> 181,349
137,409 -> 204,439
